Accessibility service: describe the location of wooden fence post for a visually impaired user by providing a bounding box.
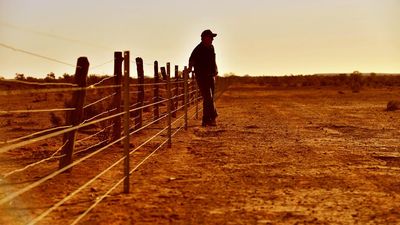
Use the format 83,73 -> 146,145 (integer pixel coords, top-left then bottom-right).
153,61 -> 159,122
184,67 -> 188,130
112,52 -> 123,141
59,57 -> 89,170
135,57 -> 144,130
167,63 -> 175,119
123,51 -> 130,193
173,65 -> 179,117
166,67 -> 172,148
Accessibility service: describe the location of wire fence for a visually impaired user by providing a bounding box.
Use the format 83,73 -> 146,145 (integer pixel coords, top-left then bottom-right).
0,52 -> 231,224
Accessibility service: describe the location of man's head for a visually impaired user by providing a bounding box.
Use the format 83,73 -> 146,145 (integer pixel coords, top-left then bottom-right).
201,29 -> 217,46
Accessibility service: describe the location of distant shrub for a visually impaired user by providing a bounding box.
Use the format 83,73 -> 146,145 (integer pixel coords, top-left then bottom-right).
350,71 -> 363,93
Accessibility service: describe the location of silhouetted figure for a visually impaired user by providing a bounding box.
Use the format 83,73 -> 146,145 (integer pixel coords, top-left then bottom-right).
189,29 -> 218,127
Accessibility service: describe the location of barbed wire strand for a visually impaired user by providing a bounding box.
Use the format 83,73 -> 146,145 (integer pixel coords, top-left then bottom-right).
88,75 -> 114,87
129,114 -> 168,136
83,93 -> 116,109
76,123 -> 115,144
3,125 -> 72,145
37,100 -> 202,225
28,112 -> 173,224
80,108 -> 117,125
91,60 -> 113,70
70,108 -> 195,225
74,140 -> 109,155
0,134 -> 126,205
0,95 -> 173,153
3,141 -> 69,178
0,111 -> 125,154
0,43 -> 75,67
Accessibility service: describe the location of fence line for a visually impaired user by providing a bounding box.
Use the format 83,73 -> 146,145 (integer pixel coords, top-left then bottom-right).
70,104 -> 200,225
0,110 -> 125,154
0,52 -> 231,224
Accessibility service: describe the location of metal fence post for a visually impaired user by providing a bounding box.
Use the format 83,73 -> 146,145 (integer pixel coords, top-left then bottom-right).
123,51 -> 130,193
166,63 -> 172,148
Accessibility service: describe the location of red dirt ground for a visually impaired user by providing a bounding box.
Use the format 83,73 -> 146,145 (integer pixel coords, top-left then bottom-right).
1,84 -> 400,224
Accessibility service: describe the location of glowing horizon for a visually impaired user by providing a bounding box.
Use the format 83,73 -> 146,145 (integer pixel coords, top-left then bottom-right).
0,0 -> 399,79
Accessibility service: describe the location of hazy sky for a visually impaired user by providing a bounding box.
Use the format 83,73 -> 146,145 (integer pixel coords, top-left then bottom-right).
0,0 -> 399,78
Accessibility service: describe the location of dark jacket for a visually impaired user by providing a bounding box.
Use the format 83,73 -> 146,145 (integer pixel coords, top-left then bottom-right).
189,42 -> 217,79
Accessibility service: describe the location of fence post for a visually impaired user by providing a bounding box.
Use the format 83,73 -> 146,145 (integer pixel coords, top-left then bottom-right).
59,57 -> 89,170
135,57 -> 144,130
184,67 -> 188,130
165,65 -> 172,148
167,63 -> 175,119
123,51 -> 130,193
112,52 -> 123,141
153,61 -> 159,122
173,65 -> 179,118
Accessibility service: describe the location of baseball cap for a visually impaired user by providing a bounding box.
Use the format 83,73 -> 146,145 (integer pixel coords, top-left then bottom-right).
201,29 -> 217,38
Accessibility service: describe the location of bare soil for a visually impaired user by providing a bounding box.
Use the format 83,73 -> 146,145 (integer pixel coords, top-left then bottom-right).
1,84 -> 400,224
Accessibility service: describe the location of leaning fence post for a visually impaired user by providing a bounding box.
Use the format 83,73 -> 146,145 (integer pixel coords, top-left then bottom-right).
153,61 -> 159,122
166,65 -> 172,148
135,57 -> 144,130
112,52 -> 123,141
59,57 -> 89,170
184,67 -> 188,130
123,51 -> 130,193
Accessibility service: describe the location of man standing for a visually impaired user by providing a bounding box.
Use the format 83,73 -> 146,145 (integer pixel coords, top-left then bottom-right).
189,29 -> 218,127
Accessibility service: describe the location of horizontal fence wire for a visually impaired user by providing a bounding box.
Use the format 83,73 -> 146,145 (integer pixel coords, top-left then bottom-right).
2,141 -> 68,178
0,84 -> 122,96
128,98 -> 169,114
0,108 -> 75,114
0,134 -> 126,205
0,42 -> 75,68
90,60 -> 114,70
83,93 -> 116,109
0,79 -> 77,87
80,108 -> 117,125
70,104 -> 200,224
128,82 -> 169,87
2,125 -> 72,145
0,59 -> 214,222
129,113 -> 168,136
27,105 -> 178,224
0,110 -> 125,154
76,123 -> 115,144
74,140 -> 109,155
